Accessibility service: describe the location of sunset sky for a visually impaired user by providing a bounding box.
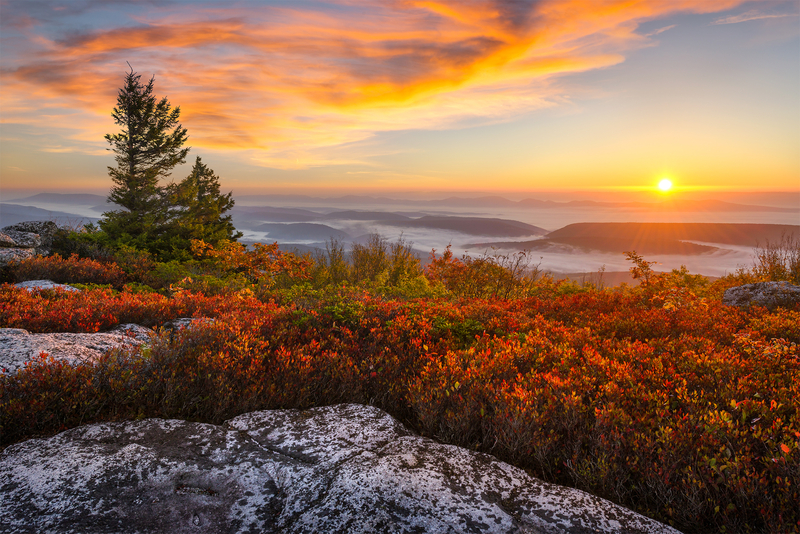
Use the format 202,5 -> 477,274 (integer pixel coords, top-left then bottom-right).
1,0 -> 798,198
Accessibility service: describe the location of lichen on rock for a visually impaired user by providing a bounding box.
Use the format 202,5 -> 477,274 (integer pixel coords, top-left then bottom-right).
0,404 -> 682,534
722,281 -> 800,311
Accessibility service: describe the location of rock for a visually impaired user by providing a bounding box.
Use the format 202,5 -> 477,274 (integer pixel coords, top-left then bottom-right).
0,325 -> 153,375
0,404 -> 681,534
0,221 -> 61,266
722,281 -> 800,311
2,220 -> 59,252
0,232 -> 16,247
0,247 -> 35,266
160,317 -> 217,333
0,229 -> 41,249
111,323 -> 155,340
14,279 -> 80,292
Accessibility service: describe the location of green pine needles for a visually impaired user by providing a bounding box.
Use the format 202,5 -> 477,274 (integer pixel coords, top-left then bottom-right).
162,156 -> 243,260
100,66 -> 239,260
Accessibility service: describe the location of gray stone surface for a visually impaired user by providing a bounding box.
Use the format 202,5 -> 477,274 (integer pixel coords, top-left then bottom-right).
14,279 -> 80,292
0,247 -> 35,266
0,232 -> 16,247
0,324 -> 153,375
161,317 -> 216,331
722,281 -> 800,310
2,220 -> 59,251
0,221 -> 60,265
0,404 -> 681,534
0,229 -> 40,249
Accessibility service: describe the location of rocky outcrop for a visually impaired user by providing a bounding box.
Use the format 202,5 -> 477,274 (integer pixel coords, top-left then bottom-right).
0,221 -> 60,267
0,247 -> 35,266
0,403 -> 681,534
0,324 -> 152,375
14,279 -> 80,292
722,281 -> 800,310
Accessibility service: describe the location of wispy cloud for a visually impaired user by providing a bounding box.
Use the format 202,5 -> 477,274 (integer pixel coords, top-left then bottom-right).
646,24 -> 676,37
1,0 -> 751,168
712,10 -> 798,25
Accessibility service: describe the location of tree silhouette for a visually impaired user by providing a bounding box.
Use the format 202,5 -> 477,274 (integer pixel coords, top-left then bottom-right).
100,66 -> 189,250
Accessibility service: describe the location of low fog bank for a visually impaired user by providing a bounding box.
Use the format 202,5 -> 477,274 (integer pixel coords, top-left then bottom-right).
4,192 -> 797,281
240,223 -> 761,280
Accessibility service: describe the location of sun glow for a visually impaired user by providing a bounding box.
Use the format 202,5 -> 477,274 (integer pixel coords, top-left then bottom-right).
658,178 -> 673,192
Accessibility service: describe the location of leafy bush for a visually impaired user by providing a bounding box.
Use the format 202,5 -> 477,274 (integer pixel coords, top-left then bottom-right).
0,285 -> 233,332
425,245 -> 544,299
9,253 -> 128,288
752,233 -> 800,284
1,249 -> 798,533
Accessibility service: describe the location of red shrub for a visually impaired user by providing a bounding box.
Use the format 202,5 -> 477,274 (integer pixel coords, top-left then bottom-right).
1,281 -> 798,533
10,254 -> 128,287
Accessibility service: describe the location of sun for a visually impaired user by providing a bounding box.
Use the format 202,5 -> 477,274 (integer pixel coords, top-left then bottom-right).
658,178 -> 673,193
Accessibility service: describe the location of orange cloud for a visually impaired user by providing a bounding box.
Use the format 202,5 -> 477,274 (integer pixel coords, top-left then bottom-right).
1,0 -> 752,168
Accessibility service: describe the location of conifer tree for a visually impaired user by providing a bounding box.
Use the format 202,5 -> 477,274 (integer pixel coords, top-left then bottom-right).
157,156 -> 242,259
100,67 -> 189,249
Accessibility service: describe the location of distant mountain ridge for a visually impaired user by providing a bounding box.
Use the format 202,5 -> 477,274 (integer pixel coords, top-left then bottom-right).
547,222 -> 800,246
234,194 -> 798,213
0,204 -> 99,228
5,193 -> 108,205
8,192 -> 798,213
467,222 -> 800,256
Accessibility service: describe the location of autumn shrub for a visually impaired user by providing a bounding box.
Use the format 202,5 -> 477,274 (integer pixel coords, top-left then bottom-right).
1,251 -> 798,533
9,253 -> 128,288
309,234 -> 425,291
0,284 -> 235,332
407,324 -> 799,533
111,245 -> 159,285
752,233 -> 800,284
746,308 -> 800,344
705,233 -> 800,299
425,245 -> 544,299
303,238 -> 346,288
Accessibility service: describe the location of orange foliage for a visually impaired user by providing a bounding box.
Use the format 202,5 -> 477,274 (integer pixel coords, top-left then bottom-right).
9,253 -> 128,288
191,239 -> 312,285
1,277 -> 798,533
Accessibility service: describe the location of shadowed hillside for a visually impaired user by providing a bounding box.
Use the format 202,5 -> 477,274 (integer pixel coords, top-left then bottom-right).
469,223 -> 799,255
548,222 -> 799,246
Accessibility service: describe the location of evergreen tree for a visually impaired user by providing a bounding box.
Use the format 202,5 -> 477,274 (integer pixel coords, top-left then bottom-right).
157,156 -> 242,259
100,67 -> 189,250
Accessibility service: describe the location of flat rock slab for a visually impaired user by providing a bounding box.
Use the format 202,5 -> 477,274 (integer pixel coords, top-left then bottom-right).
0,404 -> 681,534
722,281 -> 800,310
14,279 -> 80,292
0,324 -> 153,375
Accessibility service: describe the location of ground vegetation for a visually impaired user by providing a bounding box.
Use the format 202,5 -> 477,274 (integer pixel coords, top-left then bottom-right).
2,236 -> 798,534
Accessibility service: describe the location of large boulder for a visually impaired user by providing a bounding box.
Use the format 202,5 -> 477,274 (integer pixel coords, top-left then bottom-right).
2,220 -> 59,252
0,247 -> 35,266
0,324 -> 153,375
0,404 -> 681,534
0,220 -> 60,267
722,281 -> 800,310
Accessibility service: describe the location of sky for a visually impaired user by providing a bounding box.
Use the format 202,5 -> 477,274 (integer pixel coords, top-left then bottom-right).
1,0 -> 798,198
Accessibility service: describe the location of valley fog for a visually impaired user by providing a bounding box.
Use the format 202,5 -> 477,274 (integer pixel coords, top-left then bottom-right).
232,197 -> 798,280
3,192 -> 798,282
